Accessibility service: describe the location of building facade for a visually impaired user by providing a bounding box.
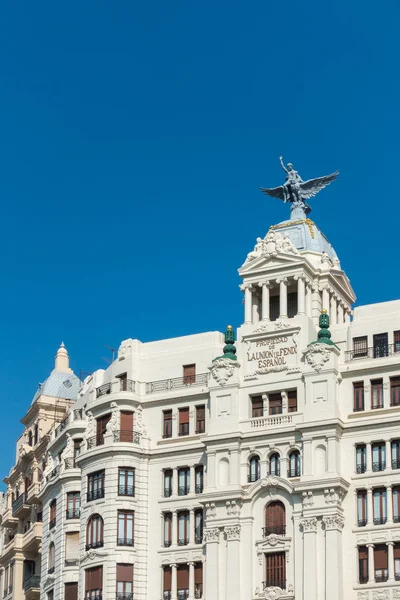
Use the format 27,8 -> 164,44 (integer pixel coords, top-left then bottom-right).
1,195 -> 400,600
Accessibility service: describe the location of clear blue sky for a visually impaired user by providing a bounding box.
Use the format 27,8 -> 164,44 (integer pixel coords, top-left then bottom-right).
0,0 -> 398,477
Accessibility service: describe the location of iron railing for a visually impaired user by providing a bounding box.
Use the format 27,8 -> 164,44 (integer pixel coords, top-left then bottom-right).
49,517 -> 57,529
23,576 -> 40,591
164,487 -> 172,498
394,515 -> 400,523
146,373 -> 209,394
194,587 -> 203,599
395,573 -> 400,581
65,558 -> 79,567
375,573 -> 388,583
117,537 -> 134,546
120,379 -> 136,393
178,486 -> 190,496
262,580 -> 286,590
85,541 -> 104,551
116,594 -> 133,600
55,418 -> 68,437
86,594 -> 102,600
178,423 -> 190,437
163,593 -> 172,600
87,488 -> 105,502
357,519 -> 367,527
113,430 -> 141,444
195,483 -> 203,494
118,485 -> 135,497
373,517 -> 387,525
12,492 -> 28,515
46,465 -> 60,482
87,435 -> 104,449
356,464 -> 367,474
177,590 -> 189,600
178,538 -> 189,546
164,540 -> 172,548
345,344 -> 399,362
66,508 -> 80,519
196,420 -> 205,434
392,459 -> 400,470
262,526 -> 286,537
96,383 -> 111,397
372,461 -> 386,472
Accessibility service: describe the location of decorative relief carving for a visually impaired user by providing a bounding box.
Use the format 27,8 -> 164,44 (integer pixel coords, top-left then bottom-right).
357,591 -> 370,600
253,321 -> 292,334
303,343 -> 331,372
260,476 -> 280,488
255,586 -> 288,599
322,514 -> 344,531
226,500 -> 242,516
372,591 -> 389,600
209,358 -> 240,386
225,525 -> 240,541
324,488 -> 343,505
106,402 -> 119,433
392,590 -> 400,600
80,549 -> 108,564
205,503 -> 216,518
203,528 -> 219,543
302,491 -> 314,507
84,412 -> 95,439
300,517 -> 317,533
244,230 -> 299,265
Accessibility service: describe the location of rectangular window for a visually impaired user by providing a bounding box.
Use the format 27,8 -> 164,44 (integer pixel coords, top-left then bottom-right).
373,488 -> 387,524
358,546 -> 368,584
116,564 -> 133,600
373,332 -> 388,358
394,331 -> 400,353
371,379 -> 383,409
353,382 -> 365,412
177,565 -> 189,598
357,491 -> 367,526
287,291 -> 298,318
194,509 -> 203,544
251,396 -> 264,418
119,411 -> 134,442
195,405 -> 205,434
117,373 -> 128,391
372,443 -> 386,472
270,295 -> 279,322
49,500 -> 57,528
87,470 -> 105,502
353,336 -> 368,358
163,566 -> 172,596
66,492 -> 80,519
177,511 -> 189,545
394,544 -> 400,580
195,465 -> 204,494
47,591 -> 54,600
265,552 -> 286,590
374,544 -> 388,582
183,364 -> 196,384
391,377 -> 400,406
85,566 -> 103,600
268,393 -> 282,415
163,513 -> 172,547
118,468 -> 135,497
178,468 -> 190,496
392,440 -> 400,470
74,439 -> 82,464
393,486 -> 400,523
164,469 -> 173,498
178,408 -> 189,436
194,563 -> 203,599
117,511 -> 134,547
65,532 -> 79,566
96,414 -> 111,446
288,390 -> 297,413
356,444 -> 367,473
163,410 -> 172,439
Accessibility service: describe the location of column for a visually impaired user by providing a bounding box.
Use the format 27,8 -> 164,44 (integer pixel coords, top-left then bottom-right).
170,563 -> 177,600
207,452 -> 216,488
330,295 -> 337,325
323,515 -> 344,600
366,442 -> 372,472
172,468 -> 178,496
311,284 -> 322,323
302,518 -> 318,600
189,466 -> 195,494
367,544 -> 375,583
322,287 -> 330,314
387,542 -> 395,581
259,281 -> 271,321
337,304 -> 344,324
189,509 -> 195,545
188,562 -> 195,600
225,526 -> 241,600
252,290 -> 260,324
243,285 -> 253,324
296,275 -> 306,315
386,440 -> 391,471
306,282 -> 312,317
172,510 -> 178,546
277,277 -> 288,318
345,309 -> 351,323
327,436 -> 337,473
204,528 -> 219,600
387,485 -> 393,523
367,488 -> 373,525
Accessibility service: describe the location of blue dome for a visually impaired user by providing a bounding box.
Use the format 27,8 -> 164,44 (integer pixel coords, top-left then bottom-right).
270,218 -> 338,261
31,369 -> 81,405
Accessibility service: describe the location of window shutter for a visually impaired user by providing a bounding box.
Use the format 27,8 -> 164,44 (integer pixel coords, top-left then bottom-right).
120,412 -> 134,442
163,567 -> 172,591
183,364 -> 196,383
64,584 -> 78,600
265,552 -> 285,585
196,406 -> 205,420
176,565 -> 189,588
374,544 -> 388,569
194,563 -> 203,584
179,408 -> 189,425
116,564 -> 133,582
96,414 -> 111,438
359,546 -> 368,560
394,543 -> 400,560
65,532 -> 79,559
288,390 -> 297,412
268,393 -> 282,411
265,501 -> 285,530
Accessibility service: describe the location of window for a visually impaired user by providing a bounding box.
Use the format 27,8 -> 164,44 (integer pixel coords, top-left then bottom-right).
163,410 -> 172,439
251,396 -> 263,418
358,546 -> 368,583
356,445 -> 367,473
86,514 -> 104,550
195,465 -> 204,494
394,331 -> 400,353
117,511 -> 134,546
371,379 -> 383,409
65,532 -> 79,567
248,455 -> 260,483
393,486 -> 400,523
116,564 -> 133,600
28,431 -> 33,446
288,450 -> 300,477
395,544 -> 400,580
195,405 -> 205,434
87,471 -> 105,502
268,393 -> 282,415
373,488 -> 387,525
163,513 -> 172,547
177,511 -> 189,545
47,591 -> 54,600
373,333 -> 388,358
49,499 -> 57,529
66,492 -> 80,519
270,295 -> 279,322
117,373 -> 128,391
96,414 -> 111,446
372,443 -> 386,472
119,411 -> 134,442
177,565 -> 189,599
374,544 -> 388,582
353,382 -> 365,412
74,439 -> 82,465
288,390 -> 297,413
391,377 -> 400,406
164,469 -> 173,497
357,491 -> 367,526
64,583 -> 78,600
264,501 -> 286,537
265,552 -> 286,590
85,566 -> 103,600
178,468 -> 190,496
178,408 -> 189,436
163,566 -> 172,599
118,468 -> 135,497
392,440 -> 400,470
183,364 -> 196,384
269,453 -> 280,477
194,563 -> 203,599
353,336 -> 368,358
48,542 -> 55,574
194,509 -> 203,544
33,424 -> 39,446
287,291 -> 298,318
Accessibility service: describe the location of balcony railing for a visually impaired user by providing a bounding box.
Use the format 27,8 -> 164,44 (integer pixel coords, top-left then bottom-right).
163,593 -> 172,600
251,414 -> 293,428
373,517 -> 387,525
48,566 -> 55,574
87,488 -> 105,502
195,483 -> 203,494
120,379 -> 136,393
375,573 -> 388,583
262,525 -> 286,537
46,465 -> 60,482
66,508 -> 80,519
96,383 -> 111,398
248,473 -> 260,483
117,537 -> 134,546
12,492 -> 28,516
195,535 -> 203,544
178,486 -> 190,496
118,485 -> 135,497
116,594 -> 134,600
85,541 -> 104,551
23,576 -> 40,591
65,558 -> 79,567
49,517 -> 57,529
146,373 -> 209,394
177,590 -> 189,600
164,540 -> 172,547
196,420 -> 205,434
345,344 -> 399,362
357,519 -> 367,527
395,572 -> 400,581
113,430 -> 141,444
372,461 -> 386,472
359,575 -> 368,584
87,593 -> 102,600
393,459 -> 400,470
178,538 -> 189,546
55,418 -> 68,437
262,580 -> 286,590
394,515 -> 400,523
356,464 -> 367,474
164,487 -> 172,498
194,587 -> 203,599
87,435 -> 104,449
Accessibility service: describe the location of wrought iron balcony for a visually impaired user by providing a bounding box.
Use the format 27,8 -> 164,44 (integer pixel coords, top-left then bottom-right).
12,492 -> 28,516
85,541 -> 104,551
195,483 -> 203,494
345,344 -> 399,362
113,430 -> 141,444
49,517 -> 56,529
177,590 -> 189,600
394,515 -> 400,523
375,573 -> 388,583
120,379 -> 136,393
65,558 -> 79,567
178,538 -> 189,546
46,465 -> 60,482
87,488 -> 105,502
163,593 -> 172,600
164,487 -> 172,498
118,485 -> 135,497
87,435 -> 104,449
178,486 -> 190,496
262,580 -> 286,590
356,464 -> 367,474
357,519 -> 367,527
116,594 -> 133,600
392,459 -> 400,470
262,525 -> 286,537
55,418 -> 68,437
194,587 -> 203,599
66,508 -> 80,519
96,383 -> 111,397
178,423 -> 190,437
395,572 -> 400,581
146,372 -> 209,394
373,517 -> 387,525
23,576 -> 40,591
117,537 -> 134,546
372,461 -> 386,472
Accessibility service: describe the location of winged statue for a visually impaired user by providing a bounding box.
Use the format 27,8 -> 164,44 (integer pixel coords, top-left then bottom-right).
260,157 -> 339,218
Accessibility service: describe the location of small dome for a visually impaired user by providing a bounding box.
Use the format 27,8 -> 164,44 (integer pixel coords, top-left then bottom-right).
269,218 -> 338,261
31,369 -> 81,405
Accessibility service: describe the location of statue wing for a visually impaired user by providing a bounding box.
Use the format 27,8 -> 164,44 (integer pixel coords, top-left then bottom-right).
260,185 -> 285,200
299,171 -> 339,199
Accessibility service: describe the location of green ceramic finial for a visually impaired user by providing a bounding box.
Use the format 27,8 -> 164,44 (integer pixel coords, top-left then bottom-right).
312,309 -> 336,346
214,325 -> 237,361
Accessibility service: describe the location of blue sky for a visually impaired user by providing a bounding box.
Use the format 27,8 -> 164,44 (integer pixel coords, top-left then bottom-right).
0,0 -> 398,477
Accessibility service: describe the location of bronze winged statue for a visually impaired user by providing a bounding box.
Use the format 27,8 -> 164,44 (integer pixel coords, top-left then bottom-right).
260,157 -> 339,219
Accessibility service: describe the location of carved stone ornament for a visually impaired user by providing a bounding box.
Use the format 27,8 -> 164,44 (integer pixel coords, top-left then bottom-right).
106,402 -> 119,433
255,586 -> 287,599
260,476 -> 280,488
61,434 -> 74,461
205,503 -> 216,518
203,528 -> 219,543
42,452 -> 55,479
80,549 -> 108,564
226,500 -> 242,516
225,525 -> 241,541
209,357 -> 240,386
372,591 -> 389,600
85,412 -> 95,439
300,517 -> 317,533
302,491 -> 314,507
253,321 -> 292,334
264,534 -> 280,547
303,343 -> 331,372
43,576 -> 55,589
392,590 -> 400,600
357,592 -> 370,600
244,230 -> 299,264
322,514 -> 345,531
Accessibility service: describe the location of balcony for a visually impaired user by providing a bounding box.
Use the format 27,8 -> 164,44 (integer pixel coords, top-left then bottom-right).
163,593 -> 172,600
66,508 -> 80,519
23,522 -> 42,553
96,379 -> 136,398
2,507 -> 18,528
116,594 -> 134,600
250,413 -> 301,430
178,486 -> 190,497
12,493 -> 29,518
345,344 -> 399,362
87,435 -> 104,449
118,485 -> 135,497
262,526 -> 286,537
87,488 -> 105,502
46,465 -> 60,482
262,580 -> 286,590
178,538 -> 189,546
49,517 -> 57,530
359,575 -> 368,584
113,430 -> 141,444
145,373 -> 208,394
64,458 -> 78,469
177,590 -> 189,600
164,487 -> 172,498
393,459 -> 400,470
96,383 -> 111,398
2,533 -> 23,559
357,519 -> 367,527
373,517 -> 387,525
196,420 -> 205,434
65,558 -> 79,567
372,462 -> 386,472
117,537 -> 134,547
85,541 -> 104,551
164,540 -> 172,548
23,575 -> 40,592
26,483 -> 41,505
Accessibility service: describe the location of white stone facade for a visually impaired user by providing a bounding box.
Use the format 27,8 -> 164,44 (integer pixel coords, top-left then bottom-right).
1,214 -> 400,600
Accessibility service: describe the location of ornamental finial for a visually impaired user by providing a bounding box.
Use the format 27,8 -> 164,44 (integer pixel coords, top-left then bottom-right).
214,325 -> 237,362
311,310 -> 336,346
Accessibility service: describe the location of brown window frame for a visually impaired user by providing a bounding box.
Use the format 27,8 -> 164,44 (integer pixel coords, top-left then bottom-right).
391,377 -> 400,407
117,511 -> 134,547
265,552 -> 286,590
353,382 -> 365,412
373,488 -> 387,525
178,407 -> 189,436
85,565 -> 103,600
264,501 -> 286,536
288,390 -> 297,413
251,396 -> 263,418
394,331 -> 400,353
268,393 -> 283,416
177,510 -> 189,545
183,364 -> 196,384
371,379 -> 383,409
195,465 -> 203,494
118,468 -> 135,497
87,470 -> 105,502
86,514 -> 104,550
358,546 -> 368,583
66,492 -> 80,519
195,405 -> 205,434
49,499 -> 57,529
163,410 -> 172,439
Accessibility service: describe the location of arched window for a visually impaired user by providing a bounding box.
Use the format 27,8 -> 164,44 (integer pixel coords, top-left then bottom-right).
48,542 -> 55,574
28,430 -> 33,446
248,455 -> 261,483
34,424 -> 39,446
269,453 -> 280,477
264,501 -> 286,536
288,450 -> 301,478
86,514 -> 104,551
49,499 -> 57,529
